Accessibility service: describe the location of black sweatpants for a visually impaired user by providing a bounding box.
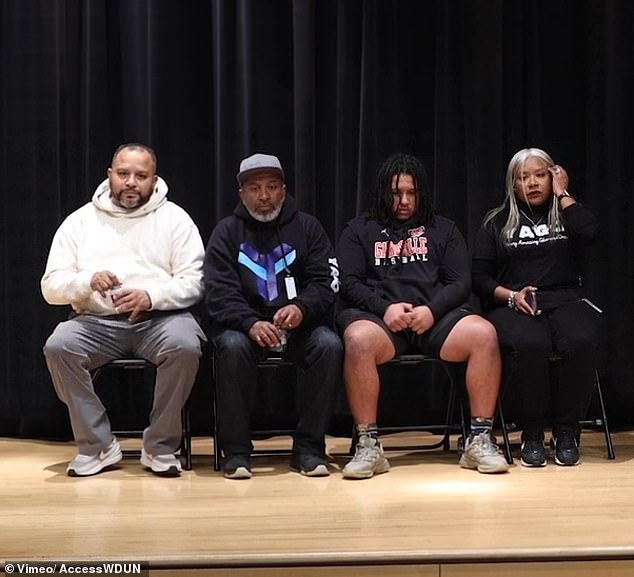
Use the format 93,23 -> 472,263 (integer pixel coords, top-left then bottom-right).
212,326 -> 343,457
487,300 -> 603,434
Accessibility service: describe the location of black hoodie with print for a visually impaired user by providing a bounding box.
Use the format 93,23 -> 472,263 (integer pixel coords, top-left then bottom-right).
472,202 -> 599,311
337,213 -> 471,322
204,194 -> 338,333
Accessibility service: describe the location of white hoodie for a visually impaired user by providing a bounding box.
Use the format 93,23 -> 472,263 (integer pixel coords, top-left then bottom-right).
41,176 -> 204,315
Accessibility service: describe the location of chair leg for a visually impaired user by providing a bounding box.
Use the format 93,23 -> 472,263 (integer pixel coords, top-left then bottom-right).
210,351 -> 221,471
594,371 -> 615,460
438,360 -> 464,452
452,397 -> 468,458
348,427 -> 357,456
441,385 -> 455,451
496,397 -> 513,465
182,405 -> 192,471
212,394 -> 221,471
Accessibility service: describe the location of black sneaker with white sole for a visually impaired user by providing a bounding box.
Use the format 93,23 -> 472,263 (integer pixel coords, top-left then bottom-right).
553,428 -> 580,466
520,434 -> 547,467
223,454 -> 252,479
290,453 -> 330,477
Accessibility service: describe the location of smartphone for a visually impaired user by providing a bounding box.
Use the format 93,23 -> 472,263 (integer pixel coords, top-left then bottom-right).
526,290 -> 541,316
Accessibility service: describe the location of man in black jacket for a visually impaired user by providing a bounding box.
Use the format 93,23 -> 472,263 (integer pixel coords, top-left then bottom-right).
204,153 -> 342,479
337,153 -> 509,478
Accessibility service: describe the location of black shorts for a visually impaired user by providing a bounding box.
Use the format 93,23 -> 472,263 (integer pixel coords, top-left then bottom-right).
336,306 -> 474,358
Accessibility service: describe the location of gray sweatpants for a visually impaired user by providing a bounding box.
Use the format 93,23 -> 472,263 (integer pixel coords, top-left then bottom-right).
43,311 -> 206,456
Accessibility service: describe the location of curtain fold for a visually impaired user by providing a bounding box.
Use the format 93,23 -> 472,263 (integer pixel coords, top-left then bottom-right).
1,0 -> 632,437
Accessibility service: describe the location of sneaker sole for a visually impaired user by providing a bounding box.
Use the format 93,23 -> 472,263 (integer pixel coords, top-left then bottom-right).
477,463 -> 510,474
224,466 -> 252,479
342,460 -> 390,479
555,456 -> 580,466
140,454 -> 182,477
292,464 -> 330,477
520,458 -> 547,468
459,456 -> 509,474
149,466 -> 182,477
67,450 -> 123,477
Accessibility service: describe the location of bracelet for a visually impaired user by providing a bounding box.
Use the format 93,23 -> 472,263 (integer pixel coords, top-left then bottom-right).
556,190 -> 571,201
507,290 -> 516,310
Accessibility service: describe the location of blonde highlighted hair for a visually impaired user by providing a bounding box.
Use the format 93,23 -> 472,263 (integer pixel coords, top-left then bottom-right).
484,147 -> 564,240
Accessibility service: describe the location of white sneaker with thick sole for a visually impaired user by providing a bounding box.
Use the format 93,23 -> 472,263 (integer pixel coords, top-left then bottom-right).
342,435 -> 390,479
67,438 -> 122,477
140,448 -> 182,477
459,431 -> 509,474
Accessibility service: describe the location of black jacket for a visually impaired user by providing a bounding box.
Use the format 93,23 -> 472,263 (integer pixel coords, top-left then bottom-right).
337,213 -> 471,322
204,195 -> 338,333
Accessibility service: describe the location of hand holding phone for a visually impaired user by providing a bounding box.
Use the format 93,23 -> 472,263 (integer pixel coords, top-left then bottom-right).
525,288 -> 541,316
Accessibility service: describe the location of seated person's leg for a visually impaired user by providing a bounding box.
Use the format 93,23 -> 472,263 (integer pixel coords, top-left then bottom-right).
136,311 -> 205,476
339,311 -> 398,479
43,315 -> 126,476
285,325 -> 343,477
210,328 -> 259,479
487,307 -> 551,467
549,300 -> 604,466
433,310 -> 509,474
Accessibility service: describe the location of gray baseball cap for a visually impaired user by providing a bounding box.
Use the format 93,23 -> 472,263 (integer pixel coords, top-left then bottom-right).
236,153 -> 285,185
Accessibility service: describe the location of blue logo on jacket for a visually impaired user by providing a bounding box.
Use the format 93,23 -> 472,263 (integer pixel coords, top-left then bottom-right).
238,243 -> 297,301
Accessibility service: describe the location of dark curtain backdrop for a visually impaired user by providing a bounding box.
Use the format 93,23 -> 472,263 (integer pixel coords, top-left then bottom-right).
1,0 -> 632,438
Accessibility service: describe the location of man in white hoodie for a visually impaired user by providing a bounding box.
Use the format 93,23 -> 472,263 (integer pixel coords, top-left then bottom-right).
42,143 -> 206,477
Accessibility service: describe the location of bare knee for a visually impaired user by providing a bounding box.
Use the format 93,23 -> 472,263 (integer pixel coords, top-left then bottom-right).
470,317 -> 499,352
343,322 -> 394,364
442,316 -> 500,361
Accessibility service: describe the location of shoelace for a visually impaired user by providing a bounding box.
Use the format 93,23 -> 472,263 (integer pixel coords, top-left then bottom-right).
354,442 -> 380,462
469,433 -> 500,455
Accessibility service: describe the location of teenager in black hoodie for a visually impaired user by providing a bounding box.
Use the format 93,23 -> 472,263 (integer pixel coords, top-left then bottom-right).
337,153 -> 508,478
204,153 -> 342,479
472,147 -> 603,467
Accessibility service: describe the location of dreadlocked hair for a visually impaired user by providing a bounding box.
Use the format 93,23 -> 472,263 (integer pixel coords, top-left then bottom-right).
372,153 -> 433,227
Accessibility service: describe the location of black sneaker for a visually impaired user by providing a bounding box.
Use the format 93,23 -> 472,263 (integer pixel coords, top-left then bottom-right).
223,454 -> 252,479
554,429 -> 580,466
290,453 -> 330,477
520,432 -> 546,467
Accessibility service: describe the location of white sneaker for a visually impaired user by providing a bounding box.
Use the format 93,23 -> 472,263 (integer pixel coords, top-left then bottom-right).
459,431 -> 509,474
67,438 -> 122,477
342,435 -> 390,479
140,448 -> 182,477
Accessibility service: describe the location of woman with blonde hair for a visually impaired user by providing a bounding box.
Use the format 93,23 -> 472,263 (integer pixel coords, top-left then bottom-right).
472,148 -> 603,467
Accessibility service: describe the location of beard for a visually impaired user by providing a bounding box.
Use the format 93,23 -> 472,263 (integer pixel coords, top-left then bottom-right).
114,190 -> 149,210
120,195 -> 141,209
245,203 -> 283,223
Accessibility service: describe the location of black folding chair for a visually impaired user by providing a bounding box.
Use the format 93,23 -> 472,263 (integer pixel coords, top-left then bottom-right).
92,358 -> 192,470
212,353 -> 304,471
347,354 -> 468,456
496,353 -> 614,464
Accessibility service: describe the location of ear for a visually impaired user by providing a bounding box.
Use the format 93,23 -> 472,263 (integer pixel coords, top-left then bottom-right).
107,167 -> 112,178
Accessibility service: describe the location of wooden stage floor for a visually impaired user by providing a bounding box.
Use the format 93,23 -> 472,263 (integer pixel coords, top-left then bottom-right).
2,430 -> 634,576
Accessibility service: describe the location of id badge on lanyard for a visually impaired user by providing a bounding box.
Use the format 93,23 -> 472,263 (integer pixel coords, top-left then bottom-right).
284,276 -> 297,300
